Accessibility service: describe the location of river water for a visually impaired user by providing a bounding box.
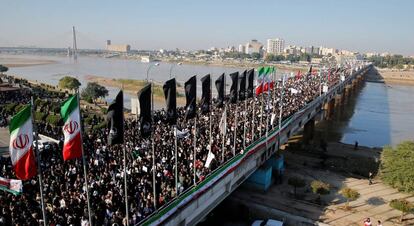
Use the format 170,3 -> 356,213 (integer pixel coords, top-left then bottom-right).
315,71 -> 414,147
2,54 -> 414,147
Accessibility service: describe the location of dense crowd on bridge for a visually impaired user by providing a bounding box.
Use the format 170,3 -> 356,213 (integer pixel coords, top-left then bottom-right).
0,66 -> 354,226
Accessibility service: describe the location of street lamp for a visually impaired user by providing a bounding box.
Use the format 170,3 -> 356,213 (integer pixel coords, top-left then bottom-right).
146,62 -> 160,82
169,62 -> 182,78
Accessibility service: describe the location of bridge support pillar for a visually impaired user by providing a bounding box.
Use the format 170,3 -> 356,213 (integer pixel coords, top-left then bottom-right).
323,99 -> 335,119
303,118 -> 315,144
345,84 -> 352,96
334,93 -> 343,107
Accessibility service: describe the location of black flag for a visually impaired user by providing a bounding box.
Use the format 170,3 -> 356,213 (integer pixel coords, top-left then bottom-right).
138,84 -> 152,137
247,68 -> 254,98
107,90 -> 124,145
229,72 -> 238,103
201,74 -> 211,114
185,75 -> 197,120
215,73 -> 225,107
163,78 -> 177,125
308,65 -> 313,74
238,70 -> 246,101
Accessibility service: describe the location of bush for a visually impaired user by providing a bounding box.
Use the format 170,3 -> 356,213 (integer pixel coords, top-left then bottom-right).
92,121 -> 107,131
288,176 -> 306,198
58,76 -> 81,91
381,141 -> 414,192
34,111 -> 47,121
311,180 -> 330,195
390,198 -> 414,222
46,115 -> 61,126
4,103 -> 17,114
340,187 -> 360,209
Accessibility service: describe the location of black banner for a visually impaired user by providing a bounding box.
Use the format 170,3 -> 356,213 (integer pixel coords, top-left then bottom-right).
138,84 -> 152,137
184,75 -> 197,120
201,74 -> 211,114
163,78 -> 177,125
215,73 -> 225,107
247,68 -> 254,98
238,70 -> 246,101
107,90 -> 124,145
229,72 -> 238,103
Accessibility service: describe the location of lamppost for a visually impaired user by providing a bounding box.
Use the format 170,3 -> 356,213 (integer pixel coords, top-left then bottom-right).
169,62 -> 182,78
146,62 -> 160,82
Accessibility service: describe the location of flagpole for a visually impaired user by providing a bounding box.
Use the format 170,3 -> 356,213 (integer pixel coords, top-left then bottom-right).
193,116 -> 197,185
150,81 -> 157,210
233,103 -> 237,156
76,90 -> 93,226
222,105 -> 226,163
121,84 -> 129,226
174,125 -> 178,195
209,77 -> 212,166
222,74 -> 226,163
278,75 -> 285,150
31,97 -> 47,226
259,89 -> 264,137
243,96 -> 247,150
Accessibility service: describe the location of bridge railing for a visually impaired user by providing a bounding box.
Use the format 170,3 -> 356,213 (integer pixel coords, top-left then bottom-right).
138,64 -> 371,226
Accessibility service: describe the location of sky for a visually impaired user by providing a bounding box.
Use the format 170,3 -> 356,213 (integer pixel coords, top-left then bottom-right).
1,0 -> 413,56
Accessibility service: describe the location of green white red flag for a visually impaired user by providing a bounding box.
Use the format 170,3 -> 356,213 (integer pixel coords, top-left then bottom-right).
0,176 -> 23,195
60,95 -> 83,161
8,105 -> 37,180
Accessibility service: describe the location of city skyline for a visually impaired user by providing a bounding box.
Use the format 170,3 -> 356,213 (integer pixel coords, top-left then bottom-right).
1,0 -> 413,56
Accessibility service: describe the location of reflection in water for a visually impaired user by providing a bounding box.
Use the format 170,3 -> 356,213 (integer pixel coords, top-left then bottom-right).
316,77 -> 414,147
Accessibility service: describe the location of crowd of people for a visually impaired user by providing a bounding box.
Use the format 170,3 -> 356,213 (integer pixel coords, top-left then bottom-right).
0,66 -> 356,226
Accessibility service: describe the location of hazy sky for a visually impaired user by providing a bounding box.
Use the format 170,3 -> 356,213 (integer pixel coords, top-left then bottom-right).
1,0 -> 413,55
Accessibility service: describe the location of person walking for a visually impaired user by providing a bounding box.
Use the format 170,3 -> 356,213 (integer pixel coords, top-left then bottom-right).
369,172 -> 373,185
377,220 -> 382,226
364,218 -> 372,226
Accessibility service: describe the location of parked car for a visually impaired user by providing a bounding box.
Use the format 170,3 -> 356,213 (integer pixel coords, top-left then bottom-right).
252,219 -> 284,226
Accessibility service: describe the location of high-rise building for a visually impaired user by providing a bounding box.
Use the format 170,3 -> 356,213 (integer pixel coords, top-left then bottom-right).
245,39 -> 263,54
266,38 -> 285,55
106,40 -> 131,53
238,44 -> 245,53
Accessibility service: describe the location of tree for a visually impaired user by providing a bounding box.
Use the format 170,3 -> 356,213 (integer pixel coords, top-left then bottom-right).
380,141 -> 414,193
288,176 -> 306,198
340,187 -> 360,210
311,180 -> 330,204
81,82 -> 108,103
390,198 -> 414,222
251,52 -> 261,60
0,65 -> 9,74
58,76 -> 81,91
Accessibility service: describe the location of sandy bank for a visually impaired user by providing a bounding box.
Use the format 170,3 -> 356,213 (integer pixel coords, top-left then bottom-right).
0,57 -> 57,67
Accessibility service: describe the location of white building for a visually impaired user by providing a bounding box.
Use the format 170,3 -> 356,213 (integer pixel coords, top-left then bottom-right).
320,47 -> 337,56
238,44 -> 245,53
266,38 -> 285,55
245,39 -> 263,54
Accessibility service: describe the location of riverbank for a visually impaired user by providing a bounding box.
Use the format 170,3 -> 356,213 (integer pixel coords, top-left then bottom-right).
160,58 -> 308,72
0,56 -> 57,67
85,75 -> 186,105
367,67 -> 414,85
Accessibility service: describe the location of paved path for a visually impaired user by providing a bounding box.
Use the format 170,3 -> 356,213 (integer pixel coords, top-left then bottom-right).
232,157 -> 414,226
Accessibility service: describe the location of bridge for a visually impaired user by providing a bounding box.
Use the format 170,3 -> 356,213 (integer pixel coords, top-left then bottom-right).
140,64 -> 372,226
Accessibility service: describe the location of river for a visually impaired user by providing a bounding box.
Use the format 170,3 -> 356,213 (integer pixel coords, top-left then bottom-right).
315,70 -> 414,147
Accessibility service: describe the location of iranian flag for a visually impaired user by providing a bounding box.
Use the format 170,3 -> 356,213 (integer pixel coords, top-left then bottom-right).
255,67 -> 266,95
9,105 -> 37,180
61,95 -> 83,161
